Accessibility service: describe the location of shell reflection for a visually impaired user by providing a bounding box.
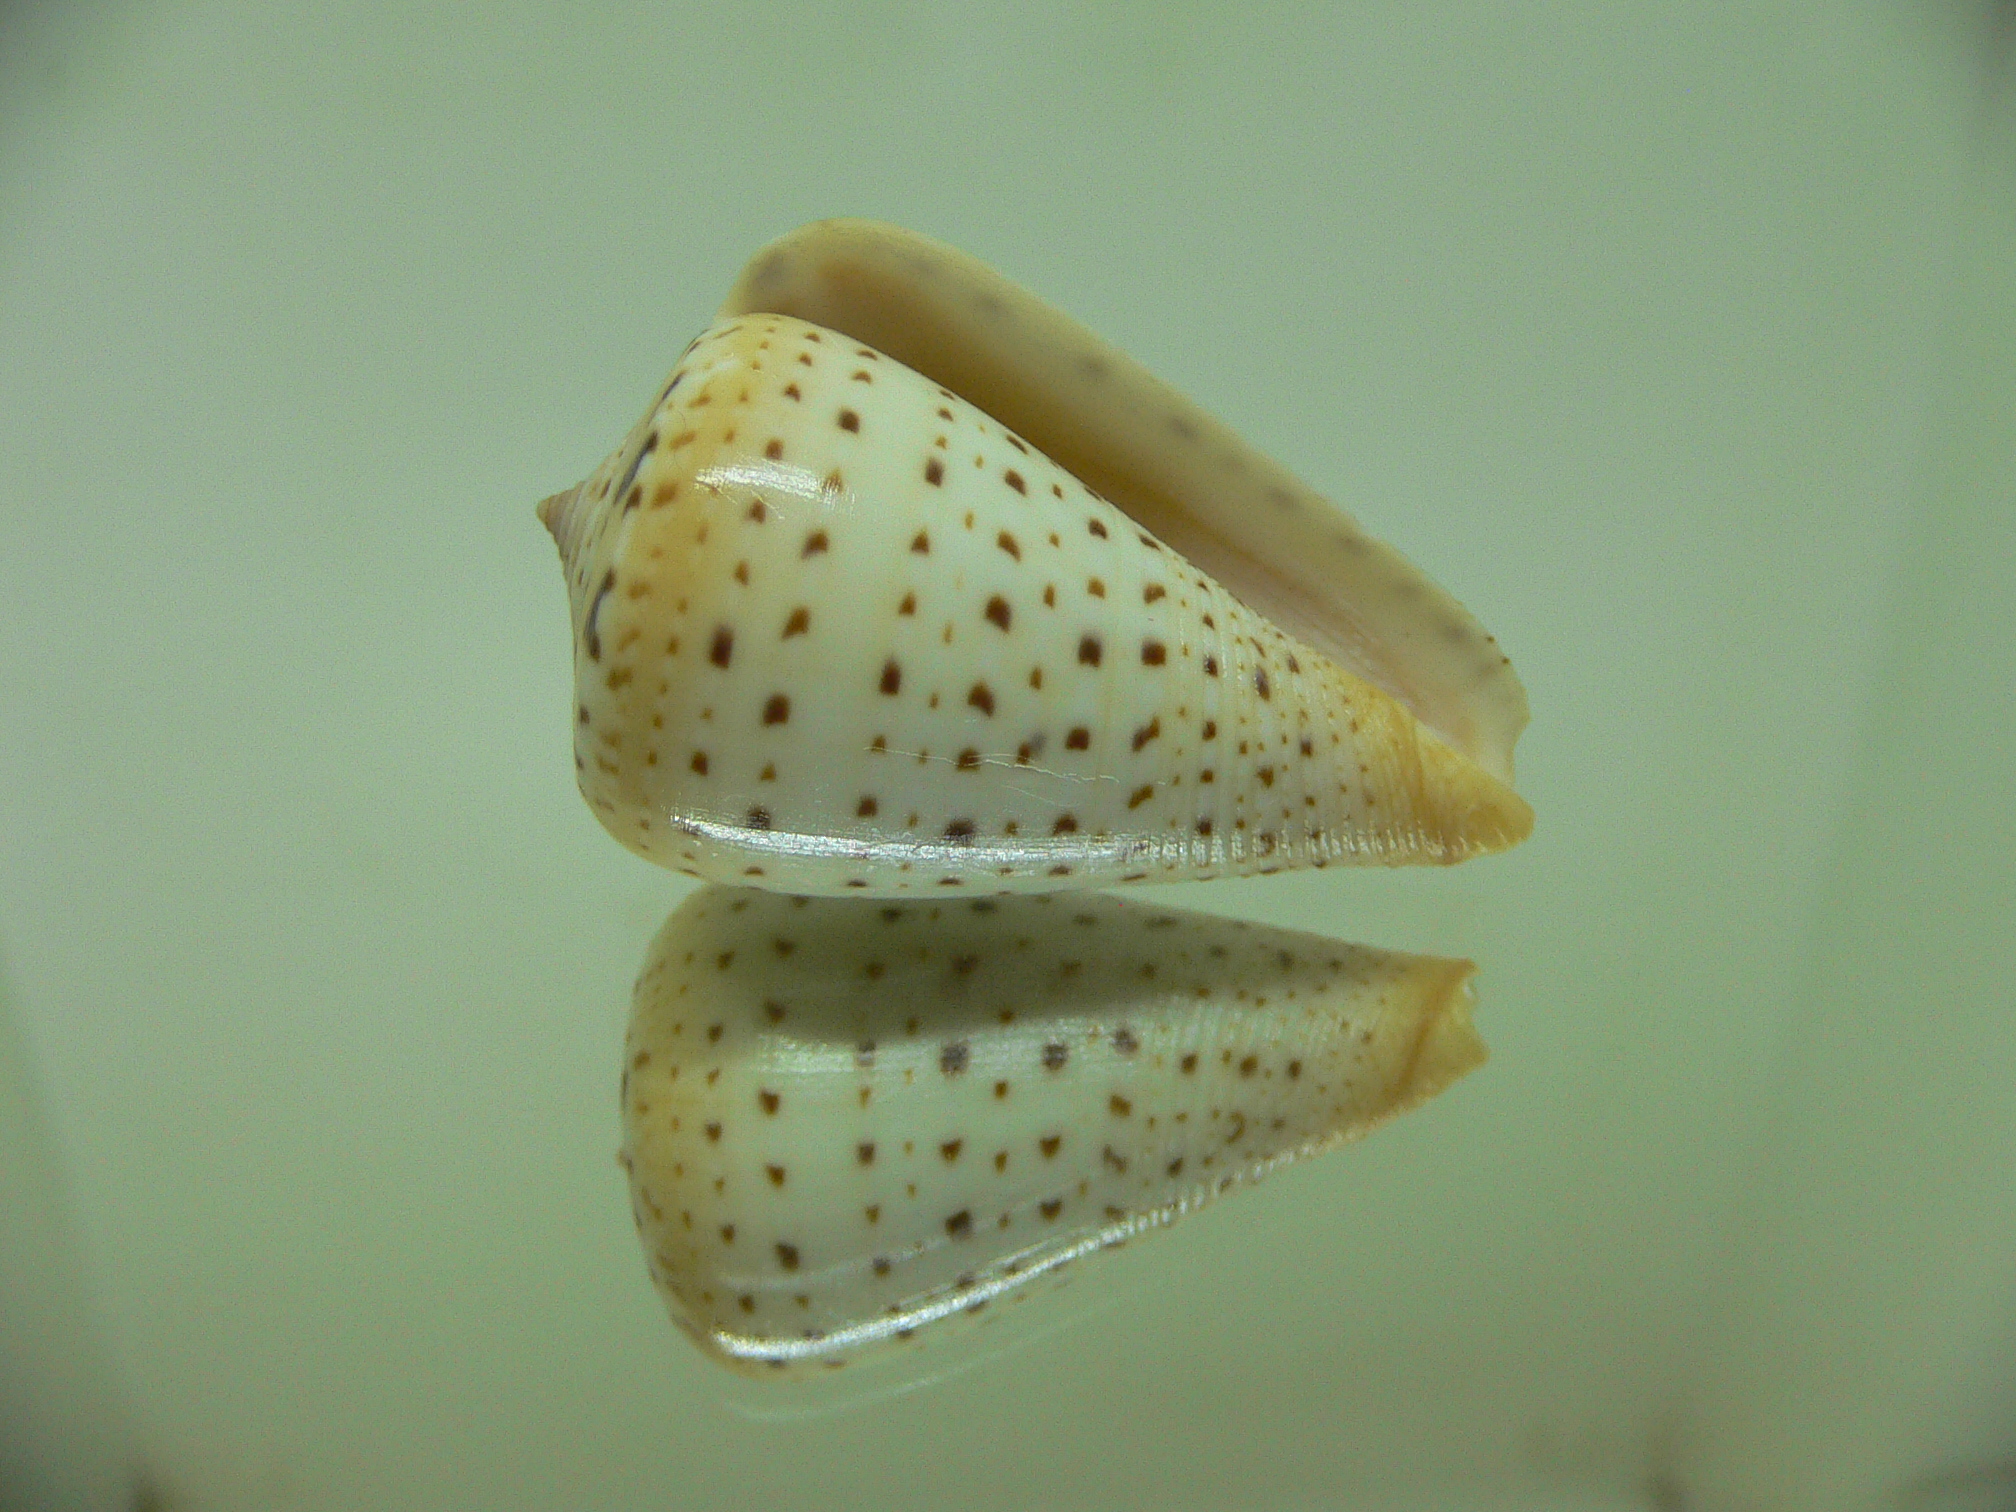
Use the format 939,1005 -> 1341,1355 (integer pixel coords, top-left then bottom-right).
620,886 -> 1484,1376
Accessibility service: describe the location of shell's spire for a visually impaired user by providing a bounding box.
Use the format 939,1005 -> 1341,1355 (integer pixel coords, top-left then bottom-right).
619,887 -> 1486,1377
542,224 -> 1532,894
537,483 -> 588,566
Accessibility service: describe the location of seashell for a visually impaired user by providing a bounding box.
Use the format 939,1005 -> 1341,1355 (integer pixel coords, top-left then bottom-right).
619,886 -> 1485,1377
542,220 -> 1531,894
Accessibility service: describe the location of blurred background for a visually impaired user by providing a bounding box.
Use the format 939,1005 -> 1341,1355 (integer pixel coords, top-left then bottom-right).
2,2 -> 2012,1508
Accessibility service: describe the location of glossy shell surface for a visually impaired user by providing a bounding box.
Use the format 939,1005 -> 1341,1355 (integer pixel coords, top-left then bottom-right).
543,223 -> 1531,893
545,314 -> 1529,893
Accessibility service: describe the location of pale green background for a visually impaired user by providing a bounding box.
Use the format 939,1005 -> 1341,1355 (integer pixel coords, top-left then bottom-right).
2,3 -> 2012,1509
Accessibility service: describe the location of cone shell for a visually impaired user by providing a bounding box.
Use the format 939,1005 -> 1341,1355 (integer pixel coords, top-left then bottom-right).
619,887 -> 1485,1376
543,222 -> 1530,894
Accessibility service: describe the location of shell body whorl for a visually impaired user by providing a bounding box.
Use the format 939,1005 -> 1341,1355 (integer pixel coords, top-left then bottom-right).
550,311 -> 1530,894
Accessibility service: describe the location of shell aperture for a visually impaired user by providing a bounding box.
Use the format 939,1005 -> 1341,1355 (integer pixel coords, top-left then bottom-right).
619,887 -> 1484,1376
542,226 -> 1532,894
720,220 -> 1529,785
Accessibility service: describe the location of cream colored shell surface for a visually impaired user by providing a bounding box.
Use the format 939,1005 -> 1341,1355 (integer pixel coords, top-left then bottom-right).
546,314 -> 1529,895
